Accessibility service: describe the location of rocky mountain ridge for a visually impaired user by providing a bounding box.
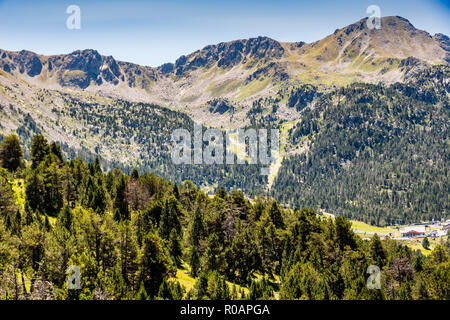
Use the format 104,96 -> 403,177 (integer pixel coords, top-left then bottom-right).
0,16 -> 448,129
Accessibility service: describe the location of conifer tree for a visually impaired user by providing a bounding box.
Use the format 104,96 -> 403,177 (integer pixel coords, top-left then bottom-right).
188,206 -> 204,248
168,228 -> 182,267
30,134 -> 50,169
370,234 -> 387,267
114,175 -> 129,220
268,200 -> 284,229
422,237 -> 430,250
189,246 -> 200,278
159,196 -> 182,240
0,134 -> 23,172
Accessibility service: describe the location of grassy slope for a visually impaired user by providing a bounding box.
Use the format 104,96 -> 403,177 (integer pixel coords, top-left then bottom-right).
322,211 -> 448,256
171,262 -> 250,298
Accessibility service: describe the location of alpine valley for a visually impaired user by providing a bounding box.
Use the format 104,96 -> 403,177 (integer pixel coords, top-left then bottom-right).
0,16 -> 449,225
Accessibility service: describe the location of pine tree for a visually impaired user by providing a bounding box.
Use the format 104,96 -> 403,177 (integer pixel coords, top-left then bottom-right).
215,186 -> 227,199
370,234 -> 387,267
130,168 -> 139,180
335,216 -> 356,251
159,196 -> 182,240
189,246 -> 200,278
30,134 -> 50,169
0,171 -> 17,218
118,222 -> 138,285
25,170 -> 45,213
137,232 -> 173,297
173,184 -> 180,200
42,162 -> 64,216
157,278 -> 173,300
24,201 -> 34,225
171,282 -> 185,300
59,205 -> 73,231
188,206 -> 204,248
431,245 -> 448,264
268,200 -> 284,229
93,157 -> 102,174
49,142 -> 64,163
422,237 -> 430,250
203,233 -> 222,273
114,175 -> 129,220
113,208 -> 121,222
92,186 -> 106,214
0,134 -> 23,172
168,228 -> 182,267
136,281 -> 149,300
44,214 -> 51,232
193,272 -> 208,299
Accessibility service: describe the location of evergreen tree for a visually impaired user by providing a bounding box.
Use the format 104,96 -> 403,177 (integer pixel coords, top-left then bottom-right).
0,134 -> 23,172
168,228 -> 182,267
203,233 -> 223,273
30,134 -> 50,169
93,158 -> 102,174
137,232 -> 173,297
422,237 -> 430,250
189,246 -> 200,278
370,234 -> 387,267
59,205 -> 73,231
44,214 -> 51,232
335,216 -> 356,251
0,170 -> 17,218
136,281 -> 149,300
159,196 -> 182,240
157,278 -> 173,300
25,170 -> 45,213
215,186 -> 227,199
130,168 -> 139,180
431,245 -> 448,265
268,200 -> 284,229
114,174 -> 130,220
188,206 -> 204,248
42,162 -> 64,216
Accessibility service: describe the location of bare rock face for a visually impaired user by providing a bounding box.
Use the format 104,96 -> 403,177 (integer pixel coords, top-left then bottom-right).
172,36 -> 285,75
159,62 -> 175,74
208,98 -> 234,114
52,50 -> 105,88
433,33 -> 450,64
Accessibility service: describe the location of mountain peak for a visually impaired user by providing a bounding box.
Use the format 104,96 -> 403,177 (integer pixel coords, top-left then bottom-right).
0,16 -> 447,109
308,15 -> 447,68
169,35 -> 284,75
338,16 -> 417,35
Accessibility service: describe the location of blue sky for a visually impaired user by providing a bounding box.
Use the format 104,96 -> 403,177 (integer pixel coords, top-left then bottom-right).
0,0 -> 449,66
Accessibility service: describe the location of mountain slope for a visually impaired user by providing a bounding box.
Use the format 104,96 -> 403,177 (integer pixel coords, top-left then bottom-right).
0,16 -> 448,128
272,65 -> 449,225
0,16 -> 449,224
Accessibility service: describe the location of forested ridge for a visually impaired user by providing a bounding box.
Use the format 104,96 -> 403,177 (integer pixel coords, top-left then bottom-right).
0,96 -> 268,198
0,135 -> 449,300
272,65 -> 449,225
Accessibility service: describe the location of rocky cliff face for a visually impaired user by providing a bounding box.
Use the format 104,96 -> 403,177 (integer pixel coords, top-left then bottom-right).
169,36 -> 285,75
0,50 -> 42,77
433,33 -> 450,63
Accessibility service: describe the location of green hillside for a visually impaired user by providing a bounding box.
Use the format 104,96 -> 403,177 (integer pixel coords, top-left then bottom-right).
0,136 -> 449,300
272,65 -> 449,225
